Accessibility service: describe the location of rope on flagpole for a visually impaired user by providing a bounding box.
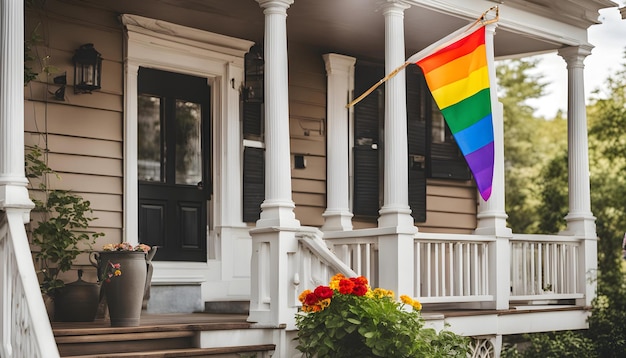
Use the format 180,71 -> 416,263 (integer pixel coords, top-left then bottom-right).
346,6 -> 499,109
345,62 -> 410,109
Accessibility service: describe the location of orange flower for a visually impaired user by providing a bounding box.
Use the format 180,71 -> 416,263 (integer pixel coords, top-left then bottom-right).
299,289 -> 312,304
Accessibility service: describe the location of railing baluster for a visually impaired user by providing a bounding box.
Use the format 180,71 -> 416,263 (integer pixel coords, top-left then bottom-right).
426,242 -> 433,297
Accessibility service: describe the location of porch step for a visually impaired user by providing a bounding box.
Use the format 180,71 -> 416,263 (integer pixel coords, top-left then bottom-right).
62,345 -> 276,357
52,313 -> 273,358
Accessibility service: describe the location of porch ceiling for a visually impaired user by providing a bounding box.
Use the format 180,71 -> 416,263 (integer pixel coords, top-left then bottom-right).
76,0 -> 615,61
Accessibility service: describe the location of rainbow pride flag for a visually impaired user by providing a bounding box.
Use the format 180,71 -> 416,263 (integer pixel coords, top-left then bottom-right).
408,25 -> 494,201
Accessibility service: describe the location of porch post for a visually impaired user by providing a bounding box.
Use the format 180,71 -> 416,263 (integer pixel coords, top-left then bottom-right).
249,0 -> 300,329
321,53 -> 355,232
557,46 -> 597,238
558,46 -> 597,306
255,0 -> 299,229
475,23 -> 511,238
377,0 -> 416,298
0,0 -> 34,218
473,23 -> 511,310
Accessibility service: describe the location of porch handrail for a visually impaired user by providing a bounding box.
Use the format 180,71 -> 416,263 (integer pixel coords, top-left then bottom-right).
0,210 -> 59,358
296,226 -> 357,283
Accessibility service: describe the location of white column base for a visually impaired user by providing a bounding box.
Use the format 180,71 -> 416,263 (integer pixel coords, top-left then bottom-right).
256,200 -> 300,229
378,206 -> 416,231
321,210 -> 353,232
474,211 -> 512,237
561,212 -> 597,238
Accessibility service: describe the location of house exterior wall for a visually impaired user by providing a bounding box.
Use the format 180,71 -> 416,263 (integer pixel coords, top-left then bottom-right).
24,4 -> 125,280
25,2 -> 478,243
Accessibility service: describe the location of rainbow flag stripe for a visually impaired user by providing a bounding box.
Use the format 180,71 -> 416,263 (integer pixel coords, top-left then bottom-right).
415,26 -> 494,201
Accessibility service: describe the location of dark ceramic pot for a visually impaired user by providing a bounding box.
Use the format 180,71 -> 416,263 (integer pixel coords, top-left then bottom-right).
54,269 -> 100,322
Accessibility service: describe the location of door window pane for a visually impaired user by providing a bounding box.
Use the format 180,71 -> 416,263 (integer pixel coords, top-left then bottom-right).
138,95 -> 163,182
175,100 -> 202,185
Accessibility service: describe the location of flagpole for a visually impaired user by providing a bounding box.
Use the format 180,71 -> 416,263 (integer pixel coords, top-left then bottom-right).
346,6 -> 499,109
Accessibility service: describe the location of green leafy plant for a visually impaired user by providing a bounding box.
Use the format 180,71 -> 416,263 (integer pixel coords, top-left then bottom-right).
295,273 -> 469,357
26,145 -> 104,295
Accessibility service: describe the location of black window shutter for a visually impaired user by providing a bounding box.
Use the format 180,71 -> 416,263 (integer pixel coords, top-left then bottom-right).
243,147 -> 265,222
406,66 -> 427,222
243,102 -> 263,141
353,63 -> 384,219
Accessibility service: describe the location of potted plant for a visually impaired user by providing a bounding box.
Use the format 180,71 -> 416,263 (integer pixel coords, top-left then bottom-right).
295,273 -> 470,357
25,145 -> 104,320
90,242 -> 156,327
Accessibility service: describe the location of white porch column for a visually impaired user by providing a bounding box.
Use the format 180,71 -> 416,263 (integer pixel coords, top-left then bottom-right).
475,23 -> 511,238
558,46 -> 597,238
321,53 -> 355,232
249,0 -> 300,329
558,46 -> 597,307
376,0 -> 415,299
255,0 -> 299,229
378,0 -> 414,230
0,0 -> 34,218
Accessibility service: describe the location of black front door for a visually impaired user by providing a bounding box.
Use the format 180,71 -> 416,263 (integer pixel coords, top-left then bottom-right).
137,67 -> 210,262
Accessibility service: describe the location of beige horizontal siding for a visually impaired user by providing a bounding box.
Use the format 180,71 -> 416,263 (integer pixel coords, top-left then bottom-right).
25,134 -> 123,159
25,101 -> 123,141
288,45 -> 327,227
293,178 -> 325,194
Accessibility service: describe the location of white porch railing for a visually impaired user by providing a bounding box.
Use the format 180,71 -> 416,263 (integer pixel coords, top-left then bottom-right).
324,230 -> 587,307
414,233 -> 494,303
0,210 -> 59,358
510,234 -> 584,301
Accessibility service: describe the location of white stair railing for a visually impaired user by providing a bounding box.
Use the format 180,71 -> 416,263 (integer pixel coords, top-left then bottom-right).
295,227 -> 357,294
0,210 -> 59,358
510,234 -> 583,301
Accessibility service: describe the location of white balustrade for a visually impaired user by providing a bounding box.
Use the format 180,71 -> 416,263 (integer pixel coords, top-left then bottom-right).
0,211 -> 59,358
510,234 -> 583,301
413,233 -> 494,303
313,229 -> 587,308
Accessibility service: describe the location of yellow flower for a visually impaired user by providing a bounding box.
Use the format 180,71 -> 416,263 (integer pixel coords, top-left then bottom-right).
114,269 -> 122,276
329,273 -> 345,290
371,288 -> 395,298
400,295 -> 422,311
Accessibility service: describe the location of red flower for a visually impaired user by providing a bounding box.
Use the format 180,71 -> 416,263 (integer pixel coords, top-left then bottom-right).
352,284 -> 368,296
304,292 -> 319,306
314,286 -> 333,299
351,276 -> 368,286
338,279 -> 355,295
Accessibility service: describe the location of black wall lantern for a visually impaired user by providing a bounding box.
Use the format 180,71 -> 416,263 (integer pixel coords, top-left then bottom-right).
73,43 -> 102,94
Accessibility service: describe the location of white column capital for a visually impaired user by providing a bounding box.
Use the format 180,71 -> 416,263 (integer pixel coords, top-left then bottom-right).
558,45 -> 593,69
257,0 -> 294,12
379,0 -> 411,14
323,53 -> 356,75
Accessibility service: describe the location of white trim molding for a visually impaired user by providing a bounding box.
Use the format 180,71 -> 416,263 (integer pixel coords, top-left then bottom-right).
121,14 -> 253,294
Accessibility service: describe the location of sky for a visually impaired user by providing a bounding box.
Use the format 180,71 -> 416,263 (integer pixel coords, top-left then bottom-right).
524,2 -> 626,118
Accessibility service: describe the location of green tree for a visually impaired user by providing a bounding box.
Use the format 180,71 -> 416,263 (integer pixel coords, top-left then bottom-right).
496,58 -> 568,233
